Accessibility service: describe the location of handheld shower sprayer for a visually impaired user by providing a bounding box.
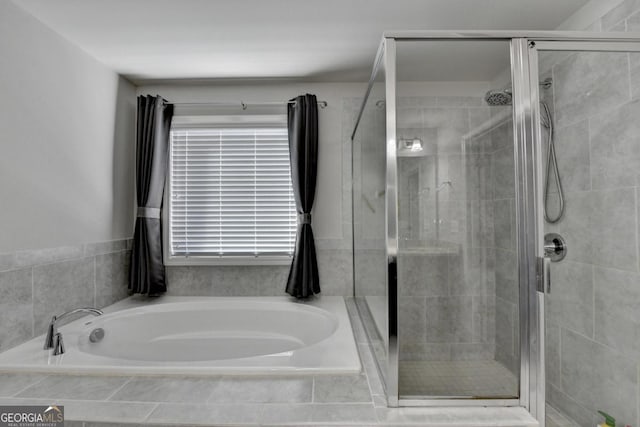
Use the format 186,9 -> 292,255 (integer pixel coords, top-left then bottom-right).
483,78 -> 564,223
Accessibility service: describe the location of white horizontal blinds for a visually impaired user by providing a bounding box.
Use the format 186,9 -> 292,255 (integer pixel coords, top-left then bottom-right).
170,127 -> 296,257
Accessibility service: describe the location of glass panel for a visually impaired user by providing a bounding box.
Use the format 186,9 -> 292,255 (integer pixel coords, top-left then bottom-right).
352,61 -> 389,388
539,48 -> 640,427
395,40 -> 519,399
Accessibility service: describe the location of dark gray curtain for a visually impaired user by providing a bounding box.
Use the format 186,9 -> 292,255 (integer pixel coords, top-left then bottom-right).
285,94 -> 320,298
129,95 -> 174,295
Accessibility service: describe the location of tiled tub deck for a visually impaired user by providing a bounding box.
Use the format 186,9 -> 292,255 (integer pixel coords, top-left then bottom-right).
0,299 -> 537,427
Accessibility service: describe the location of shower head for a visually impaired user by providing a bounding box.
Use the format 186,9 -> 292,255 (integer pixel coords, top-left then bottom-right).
484,78 -> 553,106
484,89 -> 512,106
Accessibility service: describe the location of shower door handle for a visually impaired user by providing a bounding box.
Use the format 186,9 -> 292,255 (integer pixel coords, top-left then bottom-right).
536,256 -> 551,294
544,256 -> 551,294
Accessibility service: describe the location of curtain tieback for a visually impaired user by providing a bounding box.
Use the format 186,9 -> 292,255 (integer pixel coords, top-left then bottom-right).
137,207 -> 161,219
298,213 -> 312,225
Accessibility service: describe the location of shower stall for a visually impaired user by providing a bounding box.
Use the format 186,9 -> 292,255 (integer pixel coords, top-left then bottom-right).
351,32 -> 640,426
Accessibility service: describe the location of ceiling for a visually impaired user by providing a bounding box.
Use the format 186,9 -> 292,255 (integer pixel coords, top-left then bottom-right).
13,0 -> 591,84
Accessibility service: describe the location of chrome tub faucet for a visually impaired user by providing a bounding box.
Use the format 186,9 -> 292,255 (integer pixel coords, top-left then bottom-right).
44,307 -> 103,355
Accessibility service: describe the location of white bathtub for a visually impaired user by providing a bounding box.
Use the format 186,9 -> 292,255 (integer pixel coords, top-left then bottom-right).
0,296 -> 361,375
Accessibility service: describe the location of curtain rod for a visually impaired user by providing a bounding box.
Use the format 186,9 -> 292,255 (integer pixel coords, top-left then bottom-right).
170,100 -> 328,110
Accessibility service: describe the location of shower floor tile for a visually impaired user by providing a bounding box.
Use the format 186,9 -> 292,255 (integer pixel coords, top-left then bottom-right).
399,360 -> 519,398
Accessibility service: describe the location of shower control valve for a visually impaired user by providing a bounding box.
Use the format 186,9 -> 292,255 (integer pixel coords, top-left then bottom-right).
544,233 -> 567,262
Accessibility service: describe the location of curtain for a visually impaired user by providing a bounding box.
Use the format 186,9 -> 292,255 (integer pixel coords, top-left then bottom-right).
285,94 -> 320,298
129,95 -> 174,295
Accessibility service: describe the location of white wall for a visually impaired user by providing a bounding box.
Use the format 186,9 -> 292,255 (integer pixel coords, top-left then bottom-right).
137,82 -> 366,241
556,0 -> 625,30
0,0 -> 137,252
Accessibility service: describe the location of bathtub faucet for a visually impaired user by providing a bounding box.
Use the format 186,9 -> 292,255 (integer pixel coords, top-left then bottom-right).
44,307 -> 103,355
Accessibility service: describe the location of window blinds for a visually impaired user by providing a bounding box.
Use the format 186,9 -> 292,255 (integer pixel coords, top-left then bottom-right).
169,127 -> 296,257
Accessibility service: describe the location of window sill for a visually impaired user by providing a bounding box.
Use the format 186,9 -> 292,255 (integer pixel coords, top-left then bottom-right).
164,256 -> 293,267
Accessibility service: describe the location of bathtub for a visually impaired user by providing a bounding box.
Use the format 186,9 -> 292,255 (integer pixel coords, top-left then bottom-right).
0,296 -> 361,376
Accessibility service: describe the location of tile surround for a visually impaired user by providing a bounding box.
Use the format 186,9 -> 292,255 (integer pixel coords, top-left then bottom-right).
589,99 -> 640,191
561,329 -> 637,424
390,97 -> 507,367
545,260 -> 594,338
0,239 -> 131,352
0,269 -> 33,350
541,9 -> 640,425
165,247 -> 353,297
593,266 -> 640,358
16,375 -> 130,401
353,92 -> 523,400
552,52 -> 630,128
33,258 -> 95,332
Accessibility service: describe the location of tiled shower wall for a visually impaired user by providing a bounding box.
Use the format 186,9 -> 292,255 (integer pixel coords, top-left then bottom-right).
351,93 -> 520,369
464,117 -> 519,375
0,239 -> 131,352
165,237 -> 352,297
541,3 -> 640,426
392,96 -> 502,362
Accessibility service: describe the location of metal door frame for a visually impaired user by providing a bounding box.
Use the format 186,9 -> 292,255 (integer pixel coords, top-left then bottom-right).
524,36 -> 640,424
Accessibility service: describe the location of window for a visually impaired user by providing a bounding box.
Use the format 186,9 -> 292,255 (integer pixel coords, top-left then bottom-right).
166,122 -> 296,264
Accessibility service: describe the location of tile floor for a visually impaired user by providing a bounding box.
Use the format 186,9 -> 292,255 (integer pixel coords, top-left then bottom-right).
399,360 -> 519,397
0,298 -> 538,426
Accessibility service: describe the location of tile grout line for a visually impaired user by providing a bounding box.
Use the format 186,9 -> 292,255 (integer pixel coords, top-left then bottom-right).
558,325 -> 563,393
31,267 -> 35,338
11,375 -> 50,398
628,49 -> 633,103
636,188 -> 640,275
637,362 -> 640,427
93,257 -> 97,307
1,239 -> 129,273
591,264 -> 596,341
103,377 -> 133,401
586,114 -> 592,195
142,402 -> 160,423
557,96 -> 632,131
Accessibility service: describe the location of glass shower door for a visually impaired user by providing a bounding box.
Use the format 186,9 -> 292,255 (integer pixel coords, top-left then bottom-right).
393,39 -> 521,401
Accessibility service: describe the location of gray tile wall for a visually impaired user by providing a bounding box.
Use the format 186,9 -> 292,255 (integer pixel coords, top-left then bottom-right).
542,4 -> 640,426
486,119 -> 520,377
380,95 -> 521,373
166,246 -> 353,297
0,239 -> 131,352
383,96 -> 503,362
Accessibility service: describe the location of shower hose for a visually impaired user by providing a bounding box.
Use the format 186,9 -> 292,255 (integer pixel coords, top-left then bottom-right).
540,100 -> 564,223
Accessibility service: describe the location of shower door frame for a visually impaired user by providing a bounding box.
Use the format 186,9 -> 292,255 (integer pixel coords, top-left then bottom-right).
354,31 -> 640,420
524,37 -> 640,424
